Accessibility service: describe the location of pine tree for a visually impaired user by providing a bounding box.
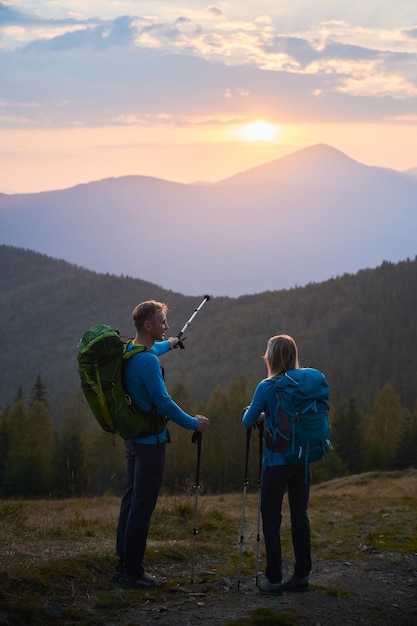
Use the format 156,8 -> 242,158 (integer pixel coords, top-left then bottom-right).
87,429 -> 125,495
14,386 -> 24,403
53,422 -> 88,497
24,400 -> 56,495
199,375 -> 252,493
0,407 -> 10,492
52,393 -> 99,496
2,399 -> 30,496
394,404 -> 417,470
1,397 -> 56,496
332,397 -> 366,474
200,385 -> 230,492
364,383 -> 404,470
30,373 -> 49,407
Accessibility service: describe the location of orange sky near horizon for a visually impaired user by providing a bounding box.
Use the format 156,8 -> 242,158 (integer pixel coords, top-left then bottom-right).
2,2 -> 417,193
2,120 -> 417,194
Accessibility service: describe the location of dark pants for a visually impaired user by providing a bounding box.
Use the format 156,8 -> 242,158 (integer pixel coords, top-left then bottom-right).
261,464 -> 312,583
116,440 -> 166,578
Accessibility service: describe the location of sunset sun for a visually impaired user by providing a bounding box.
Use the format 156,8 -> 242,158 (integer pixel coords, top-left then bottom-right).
239,121 -> 280,142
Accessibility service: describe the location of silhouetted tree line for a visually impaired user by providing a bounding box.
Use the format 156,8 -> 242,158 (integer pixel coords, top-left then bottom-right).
0,374 -> 416,498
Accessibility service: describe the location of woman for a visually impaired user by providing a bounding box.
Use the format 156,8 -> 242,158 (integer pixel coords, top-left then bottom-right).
242,334 -> 315,594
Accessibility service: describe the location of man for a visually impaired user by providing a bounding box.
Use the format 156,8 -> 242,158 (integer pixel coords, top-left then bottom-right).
115,300 -> 209,589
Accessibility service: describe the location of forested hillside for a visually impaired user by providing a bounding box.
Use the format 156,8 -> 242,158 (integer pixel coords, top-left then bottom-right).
1,245 -> 416,496
1,245 -> 417,414
0,246 -> 417,414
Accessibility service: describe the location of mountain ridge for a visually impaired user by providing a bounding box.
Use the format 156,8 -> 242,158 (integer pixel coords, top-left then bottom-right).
1,245 -> 417,418
0,144 -> 415,197
1,143 -> 416,297
217,143 -> 412,190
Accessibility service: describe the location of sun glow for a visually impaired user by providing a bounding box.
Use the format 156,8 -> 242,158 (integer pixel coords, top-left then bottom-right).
239,121 -> 280,142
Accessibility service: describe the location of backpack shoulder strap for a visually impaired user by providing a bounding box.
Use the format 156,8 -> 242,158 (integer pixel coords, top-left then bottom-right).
263,376 -> 292,453
122,340 -> 148,360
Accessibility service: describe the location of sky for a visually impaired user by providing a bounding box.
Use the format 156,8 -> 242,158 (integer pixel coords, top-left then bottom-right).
1,1 -> 417,193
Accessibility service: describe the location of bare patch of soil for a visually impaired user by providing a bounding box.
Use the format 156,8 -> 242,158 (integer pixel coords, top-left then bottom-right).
102,552 -> 417,625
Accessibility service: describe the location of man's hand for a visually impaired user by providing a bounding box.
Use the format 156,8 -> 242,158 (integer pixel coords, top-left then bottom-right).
195,415 -> 209,432
168,337 -> 181,349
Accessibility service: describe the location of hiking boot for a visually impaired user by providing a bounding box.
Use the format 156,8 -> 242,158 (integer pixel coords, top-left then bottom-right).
117,572 -> 167,589
111,563 -> 122,581
283,574 -> 309,592
258,578 -> 284,594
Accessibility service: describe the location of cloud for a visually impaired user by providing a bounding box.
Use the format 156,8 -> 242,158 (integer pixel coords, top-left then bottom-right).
205,5 -> 225,19
21,16 -> 137,51
1,3 -> 417,130
0,0 -> 98,27
0,1 -> 42,24
262,36 -> 318,68
404,26 -> 417,39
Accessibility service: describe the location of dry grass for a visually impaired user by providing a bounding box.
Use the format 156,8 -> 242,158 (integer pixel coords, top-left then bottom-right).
0,469 -> 416,625
310,468 -> 417,556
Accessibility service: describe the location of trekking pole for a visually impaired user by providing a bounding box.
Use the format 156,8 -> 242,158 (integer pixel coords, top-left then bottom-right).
190,430 -> 202,583
237,426 -> 252,591
255,419 -> 264,586
177,295 -> 210,349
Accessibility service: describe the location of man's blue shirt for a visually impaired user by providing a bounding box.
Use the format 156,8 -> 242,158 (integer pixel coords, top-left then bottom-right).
124,340 -> 198,443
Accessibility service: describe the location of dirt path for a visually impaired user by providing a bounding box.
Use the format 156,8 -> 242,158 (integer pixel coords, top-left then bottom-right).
99,553 -> 417,625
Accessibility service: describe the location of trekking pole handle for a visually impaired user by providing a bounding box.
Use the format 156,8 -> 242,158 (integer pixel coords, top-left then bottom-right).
177,295 -> 210,349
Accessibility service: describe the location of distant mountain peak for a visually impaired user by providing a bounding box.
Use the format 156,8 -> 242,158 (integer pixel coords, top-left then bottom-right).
217,142 -> 397,189
285,142 -> 359,161
404,166 -> 417,178
1,144 -> 416,298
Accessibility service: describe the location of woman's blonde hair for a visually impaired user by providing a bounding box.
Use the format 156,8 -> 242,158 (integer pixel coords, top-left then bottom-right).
263,334 -> 299,377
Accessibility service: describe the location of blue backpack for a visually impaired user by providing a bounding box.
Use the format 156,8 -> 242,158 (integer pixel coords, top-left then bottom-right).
265,368 -> 331,480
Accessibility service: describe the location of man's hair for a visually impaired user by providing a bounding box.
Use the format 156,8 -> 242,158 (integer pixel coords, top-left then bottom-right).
132,300 -> 168,331
264,334 -> 299,377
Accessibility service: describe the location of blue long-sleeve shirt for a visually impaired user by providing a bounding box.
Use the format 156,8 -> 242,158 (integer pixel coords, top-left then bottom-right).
242,377 -> 287,468
124,340 -> 198,443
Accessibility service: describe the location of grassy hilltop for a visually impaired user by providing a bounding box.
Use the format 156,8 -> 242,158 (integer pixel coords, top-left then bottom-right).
1,469 -> 416,625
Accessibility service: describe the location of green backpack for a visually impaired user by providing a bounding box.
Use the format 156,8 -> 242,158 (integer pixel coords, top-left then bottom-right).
77,324 -> 166,439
